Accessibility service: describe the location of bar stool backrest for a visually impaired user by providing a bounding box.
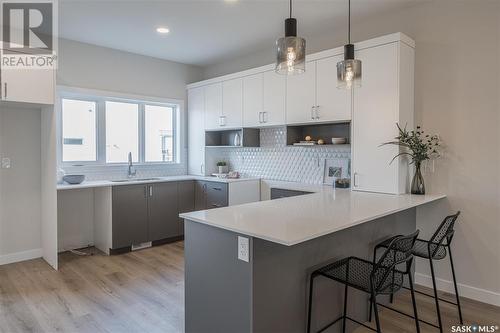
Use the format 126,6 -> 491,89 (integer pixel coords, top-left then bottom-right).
429,211 -> 461,255
371,230 -> 419,293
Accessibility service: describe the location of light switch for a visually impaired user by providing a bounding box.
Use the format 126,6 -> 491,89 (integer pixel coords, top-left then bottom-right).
238,236 -> 249,262
1,157 -> 11,169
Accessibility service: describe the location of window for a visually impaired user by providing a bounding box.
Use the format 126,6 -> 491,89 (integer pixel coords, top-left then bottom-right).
61,99 -> 97,162
105,101 -> 139,163
59,90 -> 180,166
145,104 -> 174,162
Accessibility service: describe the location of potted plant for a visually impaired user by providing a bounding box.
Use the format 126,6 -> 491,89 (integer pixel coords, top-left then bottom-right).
217,161 -> 229,174
382,124 -> 440,194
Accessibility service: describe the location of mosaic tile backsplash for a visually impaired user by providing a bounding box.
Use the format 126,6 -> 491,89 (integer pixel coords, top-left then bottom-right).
206,127 -> 351,185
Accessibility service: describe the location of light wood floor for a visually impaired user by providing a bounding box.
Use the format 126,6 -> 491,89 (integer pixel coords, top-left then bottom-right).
0,242 -> 498,333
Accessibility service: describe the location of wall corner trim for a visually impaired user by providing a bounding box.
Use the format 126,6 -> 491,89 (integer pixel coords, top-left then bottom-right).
0,248 -> 43,266
415,272 -> 500,307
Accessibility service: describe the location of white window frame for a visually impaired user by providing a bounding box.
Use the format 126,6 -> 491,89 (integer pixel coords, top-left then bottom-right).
56,86 -> 183,167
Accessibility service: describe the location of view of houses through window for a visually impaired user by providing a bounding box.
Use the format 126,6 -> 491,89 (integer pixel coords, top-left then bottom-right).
61,95 -> 177,164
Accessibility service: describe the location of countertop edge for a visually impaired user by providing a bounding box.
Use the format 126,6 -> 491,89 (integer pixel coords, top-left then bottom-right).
180,193 -> 447,246
57,175 -> 261,190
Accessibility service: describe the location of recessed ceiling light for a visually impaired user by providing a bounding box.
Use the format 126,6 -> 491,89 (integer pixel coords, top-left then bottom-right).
156,27 -> 170,34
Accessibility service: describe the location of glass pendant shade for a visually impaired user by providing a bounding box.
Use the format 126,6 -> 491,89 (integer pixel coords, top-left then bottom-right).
337,43 -> 361,89
337,58 -> 361,89
276,36 -> 306,75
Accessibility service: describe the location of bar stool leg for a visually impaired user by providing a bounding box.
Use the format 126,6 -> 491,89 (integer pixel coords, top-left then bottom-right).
371,290 -> 382,333
342,284 -> 348,333
448,246 -> 464,324
307,273 -> 316,333
429,257 -> 443,333
408,273 -> 421,333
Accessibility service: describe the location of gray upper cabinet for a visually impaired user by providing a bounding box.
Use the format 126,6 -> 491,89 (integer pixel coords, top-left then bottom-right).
148,182 -> 179,242
178,181 -> 195,235
112,184 -> 149,249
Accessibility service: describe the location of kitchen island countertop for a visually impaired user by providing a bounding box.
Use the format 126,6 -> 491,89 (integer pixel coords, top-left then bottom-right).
180,186 -> 445,246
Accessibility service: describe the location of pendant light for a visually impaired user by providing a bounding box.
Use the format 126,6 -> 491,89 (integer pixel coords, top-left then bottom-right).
337,0 -> 361,89
275,0 -> 306,75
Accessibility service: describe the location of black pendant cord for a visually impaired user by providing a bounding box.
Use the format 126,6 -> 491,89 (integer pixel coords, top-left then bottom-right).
348,0 -> 351,44
289,0 -> 292,18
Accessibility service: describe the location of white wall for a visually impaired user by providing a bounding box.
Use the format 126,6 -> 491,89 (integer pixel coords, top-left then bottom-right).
202,1 -> 500,303
58,38 -> 202,99
0,105 -> 43,264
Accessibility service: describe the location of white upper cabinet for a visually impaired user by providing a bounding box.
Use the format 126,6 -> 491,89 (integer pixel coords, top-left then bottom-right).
352,42 -> 414,194
286,61 -> 316,124
188,87 -> 206,176
262,70 -> 286,126
1,68 -> 55,105
243,70 -> 286,127
222,78 -> 243,128
204,82 -> 223,130
243,73 -> 263,127
316,55 -> 351,122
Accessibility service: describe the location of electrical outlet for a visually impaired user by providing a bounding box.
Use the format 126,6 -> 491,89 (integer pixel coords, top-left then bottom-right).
1,157 -> 11,169
238,236 -> 249,262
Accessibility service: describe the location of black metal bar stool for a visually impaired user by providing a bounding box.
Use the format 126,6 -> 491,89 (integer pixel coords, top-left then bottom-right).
371,212 -> 462,332
307,230 -> 420,333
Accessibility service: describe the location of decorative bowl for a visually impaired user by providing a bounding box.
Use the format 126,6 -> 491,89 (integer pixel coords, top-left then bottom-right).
331,137 -> 347,145
63,175 -> 86,184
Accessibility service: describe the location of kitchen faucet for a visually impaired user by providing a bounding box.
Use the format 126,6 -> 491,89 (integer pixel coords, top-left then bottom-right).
128,152 -> 137,178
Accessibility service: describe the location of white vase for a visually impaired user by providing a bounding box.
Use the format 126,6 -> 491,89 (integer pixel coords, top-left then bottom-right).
218,166 -> 229,174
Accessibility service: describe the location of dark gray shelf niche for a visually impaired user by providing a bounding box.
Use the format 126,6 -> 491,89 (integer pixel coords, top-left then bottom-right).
205,128 -> 260,147
286,122 -> 351,146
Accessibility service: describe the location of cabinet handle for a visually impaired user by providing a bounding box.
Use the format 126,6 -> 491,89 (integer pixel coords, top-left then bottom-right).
149,185 -> 153,197
353,172 -> 358,187
258,112 -> 262,123
315,106 -> 320,119
263,111 -> 267,123
4,83 -> 7,99
200,164 -> 204,174
144,186 -> 147,198
212,187 -> 222,191
311,106 -> 315,120
211,203 -> 222,208
219,115 -> 226,126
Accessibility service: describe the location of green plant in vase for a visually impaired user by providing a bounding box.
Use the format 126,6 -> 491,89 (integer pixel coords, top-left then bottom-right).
382,124 -> 440,194
216,161 -> 228,174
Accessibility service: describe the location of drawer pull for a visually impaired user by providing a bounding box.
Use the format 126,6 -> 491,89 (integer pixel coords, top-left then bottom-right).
211,204 -> 222,207
212,187 -> 222,191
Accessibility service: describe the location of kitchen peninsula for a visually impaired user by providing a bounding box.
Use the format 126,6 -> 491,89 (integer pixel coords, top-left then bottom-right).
180,186 -> 445,332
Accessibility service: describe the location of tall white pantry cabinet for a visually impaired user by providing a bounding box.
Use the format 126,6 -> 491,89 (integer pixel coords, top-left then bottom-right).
187,33 -> 415,194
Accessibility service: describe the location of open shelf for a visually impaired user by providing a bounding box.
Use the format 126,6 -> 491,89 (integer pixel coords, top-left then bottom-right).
205,128 -> 260,148
286,122 -> 351,146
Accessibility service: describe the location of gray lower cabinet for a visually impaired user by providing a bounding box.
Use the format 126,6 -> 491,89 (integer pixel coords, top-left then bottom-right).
112,184 -> 149,249
111,180 -> 195,250
178,181 -> 195,235
194,181 -> 228,210
148,182 -> 178,242
270,188 -> 312,200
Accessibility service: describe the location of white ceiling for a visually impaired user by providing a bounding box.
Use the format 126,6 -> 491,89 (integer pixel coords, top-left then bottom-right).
59,0 -> 426,67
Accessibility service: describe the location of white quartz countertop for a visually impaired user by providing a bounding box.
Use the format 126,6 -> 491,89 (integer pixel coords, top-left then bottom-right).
57,175 -> 260,190
180,185 -> 446,246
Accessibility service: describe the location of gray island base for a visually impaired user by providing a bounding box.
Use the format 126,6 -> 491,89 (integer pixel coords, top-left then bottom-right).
185,208 -> 417,333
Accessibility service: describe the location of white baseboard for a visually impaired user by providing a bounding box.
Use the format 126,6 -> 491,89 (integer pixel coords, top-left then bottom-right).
0,248 -> 43,265
415,272 -> 500,307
